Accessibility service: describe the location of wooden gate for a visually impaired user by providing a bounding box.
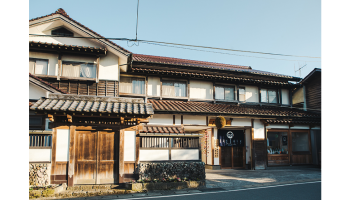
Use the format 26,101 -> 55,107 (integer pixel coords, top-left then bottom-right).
75,131 -> 118,184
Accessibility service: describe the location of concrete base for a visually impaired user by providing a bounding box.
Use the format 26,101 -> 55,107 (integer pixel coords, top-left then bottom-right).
205,165 -> 221,170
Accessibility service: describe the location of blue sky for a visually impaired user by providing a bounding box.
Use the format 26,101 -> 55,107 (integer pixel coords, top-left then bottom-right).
29,0 -> 321,78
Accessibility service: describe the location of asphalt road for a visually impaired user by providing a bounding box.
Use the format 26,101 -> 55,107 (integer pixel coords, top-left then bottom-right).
94,181 -> 321,200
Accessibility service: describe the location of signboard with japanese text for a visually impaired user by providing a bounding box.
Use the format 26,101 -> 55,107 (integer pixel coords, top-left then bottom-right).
218,130 -> 244,147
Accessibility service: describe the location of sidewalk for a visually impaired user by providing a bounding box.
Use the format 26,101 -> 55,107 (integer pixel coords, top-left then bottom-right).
37,165 -> 321,199
205,165 -> 321,189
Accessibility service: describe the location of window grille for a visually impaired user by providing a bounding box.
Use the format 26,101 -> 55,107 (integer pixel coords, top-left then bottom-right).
29,134 -> 52,148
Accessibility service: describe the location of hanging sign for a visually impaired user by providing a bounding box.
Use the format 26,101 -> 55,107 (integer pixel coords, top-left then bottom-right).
218,130 -> 244,147
282,136 -> 288,146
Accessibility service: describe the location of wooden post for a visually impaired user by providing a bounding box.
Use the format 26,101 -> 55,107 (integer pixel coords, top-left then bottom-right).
57,54 -> 62,80
67,126 -> 76,186
187,79 -> 190,101
119,130 -> 124,183
213,82 -> 216,103
160,76 -> 163,100
96,57 -> 100,83
50,128 -> 57,184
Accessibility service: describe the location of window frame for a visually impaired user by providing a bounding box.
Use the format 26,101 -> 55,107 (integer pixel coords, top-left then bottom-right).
119,76 -> 146,95
162,80 -> 188,98
215,85 -> 235,102
29,58 -> 49,75
260,88 -> 279,104
29,134 -> 52,149
61,60 -> 97,79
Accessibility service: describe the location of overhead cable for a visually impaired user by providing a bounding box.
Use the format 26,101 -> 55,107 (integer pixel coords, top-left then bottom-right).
29,34 -> 320,59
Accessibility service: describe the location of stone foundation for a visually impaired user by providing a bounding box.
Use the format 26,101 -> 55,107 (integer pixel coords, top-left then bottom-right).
29,163 -> 51,187
136,161 -> 205,181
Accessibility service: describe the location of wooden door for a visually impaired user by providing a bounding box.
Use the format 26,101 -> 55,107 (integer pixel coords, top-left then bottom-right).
221,147 -> 233,168
75,131 -> 97,184
97,131 -> 118,184
232,147 -> 244,168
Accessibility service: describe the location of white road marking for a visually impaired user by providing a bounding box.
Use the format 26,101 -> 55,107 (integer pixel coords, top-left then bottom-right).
112,181 -> 321,200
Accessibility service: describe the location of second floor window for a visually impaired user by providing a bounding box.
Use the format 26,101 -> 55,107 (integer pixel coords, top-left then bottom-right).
120,77 -> 145,94
239,87 -> 246,101
62,61 -> 96,78
261,88 -> 277,103
162,81 -> 187,97
29,58 -> 48,75
215,86 -> 234,101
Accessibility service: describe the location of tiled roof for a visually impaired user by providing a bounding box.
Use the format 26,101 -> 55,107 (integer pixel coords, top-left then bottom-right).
132,68 -> 296,86
133,54 -> 300,80
29,8 -> 131,55
140,126 -> 184,134
133,54 -> 251,69
29,41 -> 107,54
29,73 -> 67,94
264,119 -> 321,124
148,99 -> 320,118
30,94 -> 154,115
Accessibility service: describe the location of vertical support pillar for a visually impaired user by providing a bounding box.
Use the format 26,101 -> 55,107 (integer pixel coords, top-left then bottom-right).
96,56 -> 100,83
50,128 -> 57,184
67,126 -> 76,186
57,54 -> 62,80
119,130 -> 125,183
250,119 -> 254,170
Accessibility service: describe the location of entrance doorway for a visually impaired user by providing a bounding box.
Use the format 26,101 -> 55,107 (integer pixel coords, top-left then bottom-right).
75,131 -> 118,184
220,147 -> 244,168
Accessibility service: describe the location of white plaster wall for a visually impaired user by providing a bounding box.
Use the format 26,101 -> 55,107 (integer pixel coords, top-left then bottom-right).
139,150 -> 169,161
171,150 -> 199,160
245,86 -> 259,103
189,80 -> 213,100
147,77 -> 161,96
29,83 -> 49,100
29,149 -> 51,162
98,56 -> 119,81
281,89 -> 290,105
231,118 -> 252,126
56,129 -> 70,162
266,124 -> 289,129
148,114 -> 173,125
124,131 -> 136,162
183,115 -> 206,125
253,120 -> 265,139
174,114 -> 182,125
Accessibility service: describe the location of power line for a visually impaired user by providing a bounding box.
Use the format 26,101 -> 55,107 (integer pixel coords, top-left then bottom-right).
29,34 -> 320,59
141,41 -> 321,63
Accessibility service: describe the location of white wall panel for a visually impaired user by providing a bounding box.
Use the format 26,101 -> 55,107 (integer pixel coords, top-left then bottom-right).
99,56 -> 119,81
147,77 -> 161,96
290,125 -> 309,129
56,129 -> 70,162
29,83 -> 49,100
29,149 -> 51,162
139,150 -> 169,161
245,86 -> 259,103
281,89 -> 290,105
253,120 -> 265,139
231,118 -> 251,126
183,115 -> 206,125
189,80 -> 213,100
172,150 -> 199,160
124,131 -> 136,161
148,114 -> 173,125
266,124 -> 289,129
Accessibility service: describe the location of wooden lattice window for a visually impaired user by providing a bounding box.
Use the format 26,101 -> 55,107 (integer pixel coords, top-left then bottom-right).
52,27 -> 73,37
29,134 -> 52,149
172,137 -> 199,149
